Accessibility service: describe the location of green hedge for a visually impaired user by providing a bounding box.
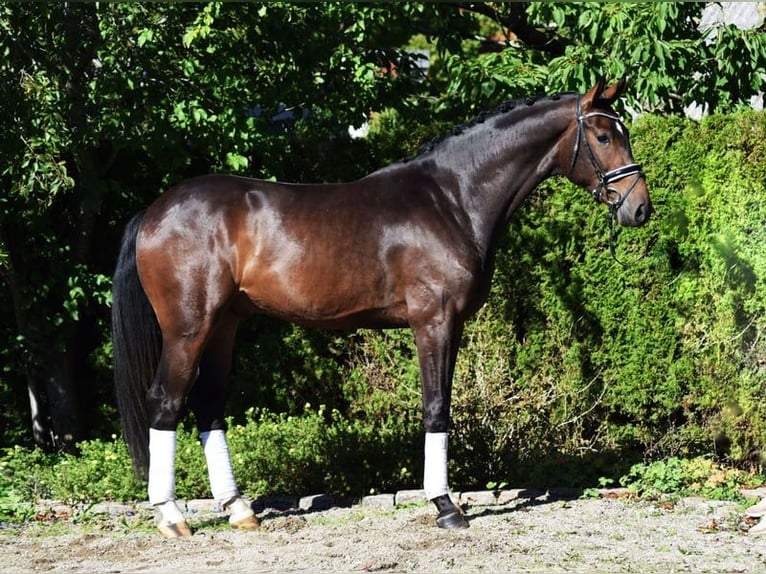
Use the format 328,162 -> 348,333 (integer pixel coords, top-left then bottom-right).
0,407 -> 421,505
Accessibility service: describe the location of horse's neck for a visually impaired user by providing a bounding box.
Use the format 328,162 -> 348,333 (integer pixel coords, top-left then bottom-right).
427,101 -> 572,254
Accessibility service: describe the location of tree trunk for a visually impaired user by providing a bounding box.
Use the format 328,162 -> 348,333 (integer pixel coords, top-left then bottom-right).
2,224 -> 83,451
44,349 -> 84,450
25,372 -> 52,447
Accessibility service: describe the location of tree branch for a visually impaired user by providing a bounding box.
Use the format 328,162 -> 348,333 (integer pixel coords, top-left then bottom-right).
456,2 -> 569,57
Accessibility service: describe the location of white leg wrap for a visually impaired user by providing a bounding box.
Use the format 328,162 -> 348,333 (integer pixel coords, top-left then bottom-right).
148,428 -> 177,505
423,432 -> 449,500
201,429 -> 239,503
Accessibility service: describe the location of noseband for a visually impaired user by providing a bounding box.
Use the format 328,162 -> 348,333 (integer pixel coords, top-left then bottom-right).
570,96 -> 647,266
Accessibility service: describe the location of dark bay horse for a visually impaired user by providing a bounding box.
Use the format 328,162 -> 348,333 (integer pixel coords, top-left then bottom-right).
112,78 -> 651,537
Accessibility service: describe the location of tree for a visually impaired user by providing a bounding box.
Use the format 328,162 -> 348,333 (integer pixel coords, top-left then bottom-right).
1,2 -> 764,450
433,2 -> 766,115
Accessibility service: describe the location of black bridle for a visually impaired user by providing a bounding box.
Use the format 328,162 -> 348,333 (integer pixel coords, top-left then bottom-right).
570,96 -> 646,266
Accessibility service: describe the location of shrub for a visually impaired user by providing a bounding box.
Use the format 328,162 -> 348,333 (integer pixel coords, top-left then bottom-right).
51,437 -> 146,503
462,110 -> 766,477
0,445 -> 59,502
224,110 -> 766,489
620,456 -> 764,501
0,408 -> 421,506
227,405 -> 420,498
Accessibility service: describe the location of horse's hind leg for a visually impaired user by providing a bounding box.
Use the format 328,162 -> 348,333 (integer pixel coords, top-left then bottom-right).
188,314 -> 259,530
146,332 -> 209,538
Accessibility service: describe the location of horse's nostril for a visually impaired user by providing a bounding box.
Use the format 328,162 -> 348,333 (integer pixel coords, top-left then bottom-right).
635,203 -> 646,222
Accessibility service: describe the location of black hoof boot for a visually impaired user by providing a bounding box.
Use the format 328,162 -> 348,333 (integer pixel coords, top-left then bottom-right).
432,494 -> 469,529
436,508 -> 470,529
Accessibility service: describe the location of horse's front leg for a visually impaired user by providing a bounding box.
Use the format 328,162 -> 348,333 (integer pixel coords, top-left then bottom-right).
413,317 -> 470,529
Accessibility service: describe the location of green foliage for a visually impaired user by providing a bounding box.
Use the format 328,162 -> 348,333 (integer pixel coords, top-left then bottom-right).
0,445 -> 58,502
343,329 -> 422,427
624,111 -> 766,463
52,438 -> 145,504
0,439 -> 145,506
526,2 -> 765,114
226,407 -> 328,497
226,405 -> 420,498
0,406 -> 421,506
0,2 -> 447,448
0,446 -> 52,522
2,2 -> 766,499
221,107 -> 766,494
0,484 -> 34,524
228,323 -> 353,419
620,457 -> 763,501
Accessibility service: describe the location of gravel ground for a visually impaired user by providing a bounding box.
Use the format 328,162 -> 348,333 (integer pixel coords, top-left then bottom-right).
2,490 -> 766,573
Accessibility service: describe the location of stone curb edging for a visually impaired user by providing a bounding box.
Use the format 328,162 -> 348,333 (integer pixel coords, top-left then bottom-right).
33,486 -> 766,520
31,487 -> 612,519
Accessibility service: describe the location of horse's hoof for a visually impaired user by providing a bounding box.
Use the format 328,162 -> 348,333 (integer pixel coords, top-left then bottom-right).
226,497 -> 260,530
436,509 -> 470,529
230,514 -> 261,530
158,520 -> 193,538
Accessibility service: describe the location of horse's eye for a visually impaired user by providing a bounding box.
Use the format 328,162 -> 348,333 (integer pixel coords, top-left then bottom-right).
596,134 -> 610,144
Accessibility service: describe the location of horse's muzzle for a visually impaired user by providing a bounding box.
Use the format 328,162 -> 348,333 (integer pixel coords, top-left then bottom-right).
617,197 -> 652,227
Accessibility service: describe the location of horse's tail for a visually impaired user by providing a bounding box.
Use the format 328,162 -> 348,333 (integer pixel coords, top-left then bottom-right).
111,211 -> 159,478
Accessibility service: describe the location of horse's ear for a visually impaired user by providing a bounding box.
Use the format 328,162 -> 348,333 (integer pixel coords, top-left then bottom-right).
583,76 -> 628,110
582,76 -> 607,110
598,76 -> 627,104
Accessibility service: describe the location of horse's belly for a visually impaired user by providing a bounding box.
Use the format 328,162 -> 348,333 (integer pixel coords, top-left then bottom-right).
240,265 -> 407,329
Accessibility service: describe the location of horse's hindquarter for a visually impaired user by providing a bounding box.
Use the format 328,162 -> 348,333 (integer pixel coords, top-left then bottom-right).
136,177 -> 257,336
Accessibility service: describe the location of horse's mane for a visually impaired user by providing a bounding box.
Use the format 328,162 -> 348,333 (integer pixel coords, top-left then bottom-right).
406,92 -> 577,161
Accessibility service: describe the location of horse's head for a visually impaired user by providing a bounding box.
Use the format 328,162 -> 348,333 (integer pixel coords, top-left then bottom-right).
563,77 -> 651,227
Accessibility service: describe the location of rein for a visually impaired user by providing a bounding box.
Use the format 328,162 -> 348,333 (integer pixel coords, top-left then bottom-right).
570,96 -> 646,267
